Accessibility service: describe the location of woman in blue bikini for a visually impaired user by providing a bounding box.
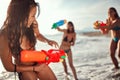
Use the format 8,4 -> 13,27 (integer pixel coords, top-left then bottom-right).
99,7 -> 120,71
57,21 -> 78,80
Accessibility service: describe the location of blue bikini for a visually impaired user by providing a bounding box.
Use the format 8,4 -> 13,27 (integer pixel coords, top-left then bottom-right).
112,26 -> 120,31
113,37 -> 119,42
112,26 -> 120,42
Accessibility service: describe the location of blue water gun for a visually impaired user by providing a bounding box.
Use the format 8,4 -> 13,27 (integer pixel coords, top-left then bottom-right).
51,20 -> 67,29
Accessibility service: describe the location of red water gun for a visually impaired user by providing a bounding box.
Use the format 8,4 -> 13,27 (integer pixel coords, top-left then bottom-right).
21,49 -> 66,64
93,21 -> 108,34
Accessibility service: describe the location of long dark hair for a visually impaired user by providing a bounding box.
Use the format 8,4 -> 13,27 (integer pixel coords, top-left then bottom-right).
67,21 -> 75,33
109,7 -> 119,18
2,0 -> 40,57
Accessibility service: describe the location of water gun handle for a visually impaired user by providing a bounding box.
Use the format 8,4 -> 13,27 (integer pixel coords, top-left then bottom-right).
51,20 -> 67,29
47,49 -> 66,63
99,22 -> 108,34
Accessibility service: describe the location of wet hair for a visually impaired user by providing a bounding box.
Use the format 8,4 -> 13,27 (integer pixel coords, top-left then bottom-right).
2,0 -> 40,56
109,7 -> 119,18
67,21 -> 75,33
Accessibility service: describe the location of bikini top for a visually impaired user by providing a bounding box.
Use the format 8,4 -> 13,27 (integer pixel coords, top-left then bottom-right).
112,26 -> 120,31
63,36 -> 74,43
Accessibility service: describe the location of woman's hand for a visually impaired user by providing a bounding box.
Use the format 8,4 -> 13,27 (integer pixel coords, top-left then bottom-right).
71,42 -> 74,46
47,40 -> 59,48
106,18 -> 111,26
33,64 -> 46,72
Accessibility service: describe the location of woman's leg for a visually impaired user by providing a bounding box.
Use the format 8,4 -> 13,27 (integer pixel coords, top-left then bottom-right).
37,64 -> 57,80
20,64 -> 57,80
110,40 -> 119,69
67,50 -> 78,80
62,59 -> 68,74
118,40 -> 120,58
19,71 -> 37,80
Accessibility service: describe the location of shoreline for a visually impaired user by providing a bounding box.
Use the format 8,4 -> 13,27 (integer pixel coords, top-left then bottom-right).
80,31 -> 110,37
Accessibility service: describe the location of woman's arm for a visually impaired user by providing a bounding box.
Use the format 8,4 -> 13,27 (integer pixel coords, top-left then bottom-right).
0,41 -> 55,73
71,33 -> 76,46
32,20 -> 59,48
32,21 -> 49,42
0,33 -> 34,72
56,27 -> 66,32
100,18 -> 118,30
0,32 -> 53,73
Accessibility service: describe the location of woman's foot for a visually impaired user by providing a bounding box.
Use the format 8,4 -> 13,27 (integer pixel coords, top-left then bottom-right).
112,67 -> 120,72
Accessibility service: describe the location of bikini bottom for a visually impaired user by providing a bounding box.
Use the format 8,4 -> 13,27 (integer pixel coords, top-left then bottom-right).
64,49 -> 71,53
113,37 -> 119,42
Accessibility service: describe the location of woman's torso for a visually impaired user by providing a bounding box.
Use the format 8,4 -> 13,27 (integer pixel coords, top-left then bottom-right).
111,19 -> 120,39
60,30 -> 75,50
18,27 -> 36,66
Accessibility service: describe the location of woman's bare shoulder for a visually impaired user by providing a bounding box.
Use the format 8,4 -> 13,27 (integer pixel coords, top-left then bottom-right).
0,30 -> 5,41
72,32 -> 76,35
0,29 -> 8,48
0,30 -> 9,56
74,32 -> 76,34
0,29 -> 7,40
0,30 -> 5,54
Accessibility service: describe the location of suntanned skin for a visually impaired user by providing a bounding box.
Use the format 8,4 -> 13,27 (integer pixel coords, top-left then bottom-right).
56,22 -> 78,80
0,6 -> 58,80
99,8 -> 120,70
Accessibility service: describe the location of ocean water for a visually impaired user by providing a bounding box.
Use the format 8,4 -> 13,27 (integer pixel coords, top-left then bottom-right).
0,33 -> 118,80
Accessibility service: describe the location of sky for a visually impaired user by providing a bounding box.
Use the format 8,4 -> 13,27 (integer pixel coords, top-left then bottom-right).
0,0 -> 120,35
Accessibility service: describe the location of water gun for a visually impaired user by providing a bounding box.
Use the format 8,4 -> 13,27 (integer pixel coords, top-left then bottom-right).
51,20 -> 67,29
93,21 -> 108,34
21,49 -> 67,64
